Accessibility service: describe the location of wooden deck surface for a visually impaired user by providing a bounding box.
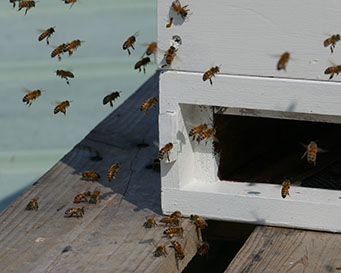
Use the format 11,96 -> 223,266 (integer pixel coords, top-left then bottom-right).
0,71 -> 200,273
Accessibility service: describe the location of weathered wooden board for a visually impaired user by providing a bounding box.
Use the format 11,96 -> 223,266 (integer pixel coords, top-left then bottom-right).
0,72 -> 200,273
225,226 -> 341,273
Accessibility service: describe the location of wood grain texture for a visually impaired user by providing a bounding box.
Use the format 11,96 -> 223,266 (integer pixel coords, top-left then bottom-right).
0,72 -> 200,273
225,226 -> 341,273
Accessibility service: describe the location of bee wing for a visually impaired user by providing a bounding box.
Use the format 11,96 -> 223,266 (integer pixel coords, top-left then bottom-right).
37,29 -> 46,33
317,147 -> 328,153
23,88 -> 32,93
328,60 -> 337,66
300,143 -> 308,149
51,100 -> 61,106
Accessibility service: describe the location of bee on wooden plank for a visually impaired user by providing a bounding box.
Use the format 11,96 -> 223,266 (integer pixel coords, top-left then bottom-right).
189,124 -> 208,141
324,63 -> 341,80
135,57 -> 150,74
153,245 -> 168,257
301,141 -> 326,166
140,97 -> 157,115
22,89 -> 42,106
324,34 -> 340,54
18,0 -> 36,15
143,215 -> 157,228
160,216 -> 180,227
103,91 -> 121,107
170,241 -> 185,261
107,163 -> 120,182
166,17 -> 173,28
65,207 -> 85,217
281,179 -> 291,199
38,27 -> 55,45
161,45 -> 178,68
10,0 -> 21,8
123,32 -> 138,55
51,43 -> 68,61
203,66 -> 220,85
277,52 -> 290,71
73,191 -> 91,203
170,210 -> 182,219
171,0 -> 190,20
81,171 -> 101,181
89,190 -> 101,204
159,143 -> 173,161
56,70 -> 74,85
54,100 -> 71,115
197,128 -> 216,144
25,199 -> 39,210
61,0 -> 77,8
190,214 -> 207,229
164,226 -> 184,238
197,241 -> 209,256
64,39 -> 84,56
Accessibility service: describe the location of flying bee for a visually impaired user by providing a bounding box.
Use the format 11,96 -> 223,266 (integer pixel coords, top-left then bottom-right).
301,141 -> 326,166
153,245 -> 168,257
189,124 -> 208,141
143,215 -> 157,228
135,57 -> 151,74
25,199 -> 39,210
123,32 -> 138,55
10,0 -> 21,8
324,34 -> 341,54
203,66 -> 220,85
54,100 -> 71,115
197,242 -> 209,256
18,0 -> 36,15
73,191 -> 91,203
61,0 -> 77,8
64,39 -> 84,56
159,143 -> 173,161
107,163 -> 120,182
190,214 -> 208,229
64,207 -> 85,217
161,45 -> 178,68
56,70 -> 74,85
103,91 -> 121,107
142,42 -> 157,58
170,241 -> 185,260
160,216 -> 180,227
171,0 -> 190,20
277,52 -> 290,71
81,171 -> 101,181
324,64 -> 341,80
164,227 -> 184,238
281,179 -> 291,199
170,210 -> 182,219
197,128 -> 216,144
89,190 -> 101,204
51,43 -> 67,61
38,27 -> 55,45
166,17 -> 173,28
22,89 -> 42,106
140,97 -> 157,115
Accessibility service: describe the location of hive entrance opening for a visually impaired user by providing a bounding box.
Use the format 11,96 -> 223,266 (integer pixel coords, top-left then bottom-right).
213,113 -> 341,189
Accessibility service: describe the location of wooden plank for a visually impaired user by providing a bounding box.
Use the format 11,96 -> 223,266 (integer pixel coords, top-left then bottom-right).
225,226 -> 341,273
0,72 -> 200,273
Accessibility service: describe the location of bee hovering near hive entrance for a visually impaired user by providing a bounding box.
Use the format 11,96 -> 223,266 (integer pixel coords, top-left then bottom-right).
197,128 -> 216,144
276,52 -> 290,71
324,63 -> 341,80
135,57 -> 150,74
54,100 -> 72,115
324,34 -> 341,54
61,0 -> 77,8
51,43 -> 67,61
107,163 -> 120,182
25,199 -> 39,210
281,179 -> 291,199
301,141 -> 326,166
171,0 -> 190,20
203,66 -> 220,85
103,91 -> 121,107
56,70 -> 74,85
123,32 -> 138,55
140,97 -> 157,115
64,40 -> 84,56
81,171 -> 101,182
142,42 -> 157,58
18,0 -> 36,15
189,124 -> 208,141
159,143 -> 173,162
38,27 -> 55,46
22,89 -> 43,107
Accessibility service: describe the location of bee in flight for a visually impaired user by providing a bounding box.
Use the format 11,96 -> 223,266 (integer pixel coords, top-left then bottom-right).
18,0 -> 36,15
163,227 -> 184,238
170,241 -> 185,261
171,0 -> 190,20
142,42 -> 157,57
64,39 -> 84,56
54,100 -> 71,115
103,91 -> 121,107
25,199 -> 39,210
301,141 -> 325,166
189,124 -> 208,141
61,0 -> 77,8
22,89 -> 42,106
143,215 -> 157,228
10,0 -> 21,8
123,32 -> 138,55
159,143 -> 173,161
166,17 -> 173,28
281,179 -> 291,199
324,63 -> 341,80
197,242 -> 209,256
89,190 -> 101,204
153,245 -> 168,257
277,52 -> 290,71
73,191 -> 91,203
161,45 -> 178,68
38,26 -> 55,45
51,43 -> 67,61
107,163 -> 120,182
203,66 -> 220,85
56,70 -> 74,85
135,57 -> 151,74
324,34 -> 341,54
140,97 -> 157,115
81,171 -> 101,181
197,128 -> 216,144
64,207 -> 85,217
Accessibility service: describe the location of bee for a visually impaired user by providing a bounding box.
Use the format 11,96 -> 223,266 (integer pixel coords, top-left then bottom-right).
170,210 -> 182,219
73,191 -> 91,203
159,143 -> 173,161
161,46 -> 178,68
171,0 -> 190,20
10,0 -> 21,8
170,241 -> 185,260
281,179 -> 291,199
301,141 -> 325,166
197,242 -> 209,256
166,17 -> 173,28
25,199 -> 39,210
160,216 -> 180,227
61,0 -> 77,8
197,128 -> 216,144
123,32 -> 138,55
203,66 -> 220,85
64,39 -> 83,56
164,227 -> 184,238
56,70 -> 74,85
143,215 -> 157,228
189,124 -> 208,141
135,57 -> 151,74
324,34 -> 340,54
140,97 -> 157,115
103,91 -> 121,107
153,245 -> 168,257
22,89 -> 42,106
107,163 -> 120,182
18,0 -> 36,15
81,171 -> 101,181
277,52 -> 290,71
54,100 -> 71,115
51,43 -> 67,61
89,190 -> 101,204
38,27 -> 55,46
64,207 -> 85,217
324,64 -> 341,80
142,42 -> 157,58
190,214 -> 208,229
